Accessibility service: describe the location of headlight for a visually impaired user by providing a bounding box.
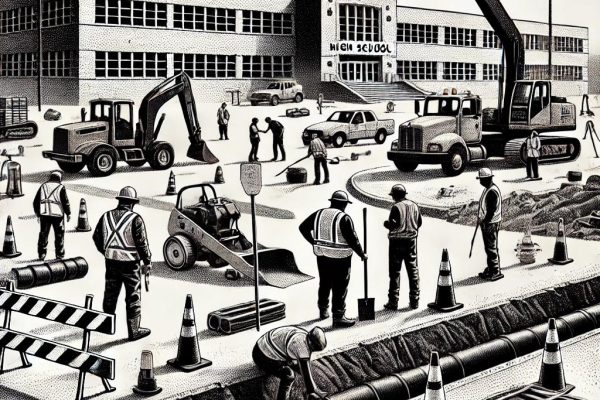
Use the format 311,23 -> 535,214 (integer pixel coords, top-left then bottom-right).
302,130 -> 308,137
391,140 -> 398,150
428,143 -> 443,152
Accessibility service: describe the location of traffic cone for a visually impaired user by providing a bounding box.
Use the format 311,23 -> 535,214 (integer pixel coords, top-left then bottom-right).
165,171 -> 177,195
75,198 -> 91,232
428,249 -> 463,312
537,318 -> 572,392
423,351 -> 446,400
132,350 -> 162,396
548,218 -> 573,265
167,294 -> 212,372
214,165 -> 225,184
0,216 -> 21,258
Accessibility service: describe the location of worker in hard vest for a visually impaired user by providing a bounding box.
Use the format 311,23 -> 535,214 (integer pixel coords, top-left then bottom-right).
249,117 -> 261,162
263,117 -> 286,161
383,184 -> 422,311
253,326 -> 327,400
33,171 -> 71,260
299,190 -> 367,328
92,186 -> 152,341
476,168 -> 503,281
308,133 -> 329,185
217,102 -> 230,140
526,130 -> 541,180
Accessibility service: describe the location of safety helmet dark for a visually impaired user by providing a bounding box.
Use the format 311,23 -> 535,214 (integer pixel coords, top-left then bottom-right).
329,190 -> 352,204
308,327 -> 327,351
116,186 -> 139,203
389,184 -> 407,197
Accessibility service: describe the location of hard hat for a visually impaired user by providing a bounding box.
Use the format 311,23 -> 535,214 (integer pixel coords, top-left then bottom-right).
116,186 -> 140,203
476,167 -> 494,179
389,184 -> 407,197
329,190 -> 352,204
308,327 -> 327,351
50,171 -> 63,182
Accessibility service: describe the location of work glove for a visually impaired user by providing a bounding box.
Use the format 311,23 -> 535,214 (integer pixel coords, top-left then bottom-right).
67,214 -> 71,222
361,254 -> 368,262
383,220 -> 389,229
141,263 -> 152,275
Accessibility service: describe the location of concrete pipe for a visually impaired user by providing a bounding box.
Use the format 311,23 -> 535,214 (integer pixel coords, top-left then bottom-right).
367,374 -> 404,400
558,310 -> 597,338
452,338 -> 515,377
326,383 -> 379,400
499,329 -> 541,357
12,257 -> 88,289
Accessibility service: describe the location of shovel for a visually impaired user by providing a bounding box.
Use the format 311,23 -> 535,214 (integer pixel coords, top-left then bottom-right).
358,207 -> 375,321
275,155 -> 310,177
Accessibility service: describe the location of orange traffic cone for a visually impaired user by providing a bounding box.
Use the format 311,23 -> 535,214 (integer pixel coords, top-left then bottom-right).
165,171 -> 177,195
76,198 -> 91,232
167,294 -> 212,372
428,249 -> 463,312
0,216 -> 21,258
132,350 -> 162,395
424,351 -> 446,400
548,218 -> 573,265
537,318 -> 573,392
214,166 -> 225,184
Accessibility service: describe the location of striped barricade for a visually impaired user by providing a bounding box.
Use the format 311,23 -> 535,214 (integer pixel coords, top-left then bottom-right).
0,281 -> 116,400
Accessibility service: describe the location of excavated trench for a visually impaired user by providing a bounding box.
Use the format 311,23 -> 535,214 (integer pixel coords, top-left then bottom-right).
192,275 -> 600,400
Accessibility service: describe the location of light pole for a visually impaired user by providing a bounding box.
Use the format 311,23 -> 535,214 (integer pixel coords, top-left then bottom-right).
548,0 -> 553,80
37,0 -> 42,111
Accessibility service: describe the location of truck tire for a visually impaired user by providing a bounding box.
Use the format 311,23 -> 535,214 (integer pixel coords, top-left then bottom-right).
163,235 -> 196,271
375,129 -> 387,144
294,93 -> 303,103
270,96 -> 280,106
147,142 -> 174,170
332,132 -> 346,148
87,147 -> 117,177
394,160 -> 419,172
126,160 -> 146,167
442,146 -> 467,177
57,161 -> 85,173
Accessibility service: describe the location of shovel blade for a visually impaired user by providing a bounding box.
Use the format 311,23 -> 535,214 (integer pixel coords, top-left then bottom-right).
187,141 -> 219,164
358,298 -> 375,321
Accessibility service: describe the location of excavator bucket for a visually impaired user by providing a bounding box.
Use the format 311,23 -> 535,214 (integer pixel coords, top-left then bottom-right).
187,140 -> 219,164
240,248 -> 313,289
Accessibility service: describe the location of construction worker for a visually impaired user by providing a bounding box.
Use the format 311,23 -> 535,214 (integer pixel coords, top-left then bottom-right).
526,130 -> 541,180
92,186 -> 152,341
308,133 -> 329,185
263,117 -> 286,161
299,190 -> 367,328
33,171 -> 71,260
248,117 -> 261,162
253,326 -> 327,400
217,102 -> 230,140
476,168 -> 503,281
383,184 -> 422,310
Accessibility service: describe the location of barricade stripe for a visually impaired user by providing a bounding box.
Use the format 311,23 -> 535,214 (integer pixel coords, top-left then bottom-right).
66,309 -> 85,325
0,292 -> 11,306
87,315 -> 105,331
15,337 -> 35,353
57,348 -> 80,365
27,340 -> 43,354
29,300 -> 48,316
46,304 -> 66,320
0,330 -> 7,342
37,302 -> 57,318
1,293 -> 21,310
46,346 -> 67,361
55,307 -> 77,324
13,296 -> 28,311
36,342 -> 56,358
70,353 -> 90,368
0,331 -> 17,347
7,335 -> 25,349
19,297 -> 39,314
77,311 -> 100,328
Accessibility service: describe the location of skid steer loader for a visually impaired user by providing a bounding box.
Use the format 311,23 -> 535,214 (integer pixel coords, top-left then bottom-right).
163,184 -> 312,289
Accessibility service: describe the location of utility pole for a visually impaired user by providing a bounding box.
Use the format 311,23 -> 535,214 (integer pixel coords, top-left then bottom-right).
548,0 -> 553,80
37,0 -> 43,111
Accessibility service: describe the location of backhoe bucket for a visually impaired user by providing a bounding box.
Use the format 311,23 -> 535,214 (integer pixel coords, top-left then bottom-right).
187,140 -> 219,164
240,248 -> 313,289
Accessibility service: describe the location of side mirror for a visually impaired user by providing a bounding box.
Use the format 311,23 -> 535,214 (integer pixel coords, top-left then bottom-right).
414,100 -> 421,116
80,107 -> 87,122
476,100 -> 482,115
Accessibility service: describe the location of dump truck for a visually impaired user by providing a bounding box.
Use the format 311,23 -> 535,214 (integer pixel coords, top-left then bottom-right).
42,72 -> 217,177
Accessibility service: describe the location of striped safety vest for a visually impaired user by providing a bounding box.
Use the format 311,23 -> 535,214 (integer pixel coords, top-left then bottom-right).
39,182 -> 64,217
313,208 -> 353,259
478,184 -> 502,224
388,200 -> 420,239
102,210 -> 140,261
256,326 -> 310,362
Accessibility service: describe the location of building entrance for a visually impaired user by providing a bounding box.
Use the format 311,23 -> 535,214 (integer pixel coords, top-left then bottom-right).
338,60 -> 380,82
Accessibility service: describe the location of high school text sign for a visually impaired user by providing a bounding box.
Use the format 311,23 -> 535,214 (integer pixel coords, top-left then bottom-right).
329,41 -> 396,56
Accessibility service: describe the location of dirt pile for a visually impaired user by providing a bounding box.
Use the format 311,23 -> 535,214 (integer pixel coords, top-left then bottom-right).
446,176 -> 600,241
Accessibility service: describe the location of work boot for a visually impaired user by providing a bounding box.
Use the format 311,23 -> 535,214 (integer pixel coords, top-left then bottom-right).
323,178 -> 330,184
332,316 -> 356,328
38,253 -> 46,261
319,309 -> 330,320
384,301 -> 398,311
127,316 -> 151,341
409,300 -> 419,310
313,181 -> 321,185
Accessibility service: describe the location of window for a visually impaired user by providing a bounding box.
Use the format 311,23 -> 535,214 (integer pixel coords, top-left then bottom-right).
522,34 -> 549,51
462,99 -> 476,116
483,30 -> 501,48
42,0 -> 73,28
424,98 -> 460,116
443,62 -> 476,80
552,65 -> 583,81
444,27 -> 476,47
42,51 -> 75,77
397,23 -> 438,44
242,55 -> 293,78
95,0 -> 166,27
364,112 -> 376,122
351,113 -> 364,124
397,60 -> 437,80
483,64 -> 499,81
174,54 -> 236,78
553,36 -> 584,53
173,5 -> 235,32
0,53 -> 37,77
0,6 -> 35,34
95,51 -> 167,78
339,4 -> 380,41
242,10 -> 293,35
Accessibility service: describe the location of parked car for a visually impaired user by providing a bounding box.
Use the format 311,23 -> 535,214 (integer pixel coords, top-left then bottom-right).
302,110 -> 395,147
248,81 -> 303,106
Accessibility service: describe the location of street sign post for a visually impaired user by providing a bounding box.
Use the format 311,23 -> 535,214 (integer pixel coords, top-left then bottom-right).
240,163 -> 262,331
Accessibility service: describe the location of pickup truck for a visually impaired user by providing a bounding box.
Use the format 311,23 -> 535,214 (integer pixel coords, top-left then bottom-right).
248,81 -> 304,106
302,110 -> 395,147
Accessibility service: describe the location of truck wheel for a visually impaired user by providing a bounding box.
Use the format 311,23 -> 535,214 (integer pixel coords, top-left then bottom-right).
394,160 -> 418,172
442,146 -> 467,176
126,160 -> 146,167
87,147 -> 117,177
270,96 -> 280,106
57,161 -> 84,173
147,142 -> 175,170
294,93 -> 303,103
375,129 -> 387,144
332,133 -> 346,148
163,235 -> 196,271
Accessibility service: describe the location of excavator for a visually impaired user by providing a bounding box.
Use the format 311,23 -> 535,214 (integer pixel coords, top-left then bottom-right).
42,72 -> 218,177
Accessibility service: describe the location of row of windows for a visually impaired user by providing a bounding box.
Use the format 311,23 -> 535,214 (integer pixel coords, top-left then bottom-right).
0,0 -> 73,34
95,52 -> 168,78
174,54 -> 236,78
0,51 -> 75,77
339,4 -> 381,42
525,64 -> 583,81
444,27 -> 477,47
443,61 -> 477,80
483,30 -> 502,49
173,5 -> 235,32
242,10 -> 293,35
523,34 -> 585,53
396,23 -> 438,44
95,0 -> 167,27
482,63 -> 499,80
396,60 -> 437,80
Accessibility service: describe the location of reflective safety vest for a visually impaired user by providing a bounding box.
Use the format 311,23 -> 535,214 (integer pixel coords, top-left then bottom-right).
388,200 -> 420,239
478,184 -> 502,224
526,136 -> 541,158
102,210 -> 140,261
256,326 -> 310,362
313,208 -> 353,258
40,182 -> 64,217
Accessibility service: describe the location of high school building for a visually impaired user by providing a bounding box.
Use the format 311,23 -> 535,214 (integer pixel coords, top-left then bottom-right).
0,0 -> 589,105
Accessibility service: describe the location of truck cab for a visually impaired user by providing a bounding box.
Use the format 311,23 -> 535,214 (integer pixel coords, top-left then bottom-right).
89,99 -> 136,147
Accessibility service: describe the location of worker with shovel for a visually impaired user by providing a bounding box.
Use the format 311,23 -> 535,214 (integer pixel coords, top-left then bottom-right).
308,133 -> 329,185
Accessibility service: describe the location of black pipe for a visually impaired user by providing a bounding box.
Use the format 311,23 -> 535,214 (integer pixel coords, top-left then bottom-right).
11,257 -> 88,289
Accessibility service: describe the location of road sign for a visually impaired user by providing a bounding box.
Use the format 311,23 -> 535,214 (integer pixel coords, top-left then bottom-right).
240,163 -> 262,196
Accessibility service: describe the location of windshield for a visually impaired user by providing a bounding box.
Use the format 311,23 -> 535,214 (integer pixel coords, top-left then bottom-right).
327,111 -> 355,123
512,83 -> 533,105
178,186 -> 217,209
424,98 -> 460,116
267,83 -> 280,89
